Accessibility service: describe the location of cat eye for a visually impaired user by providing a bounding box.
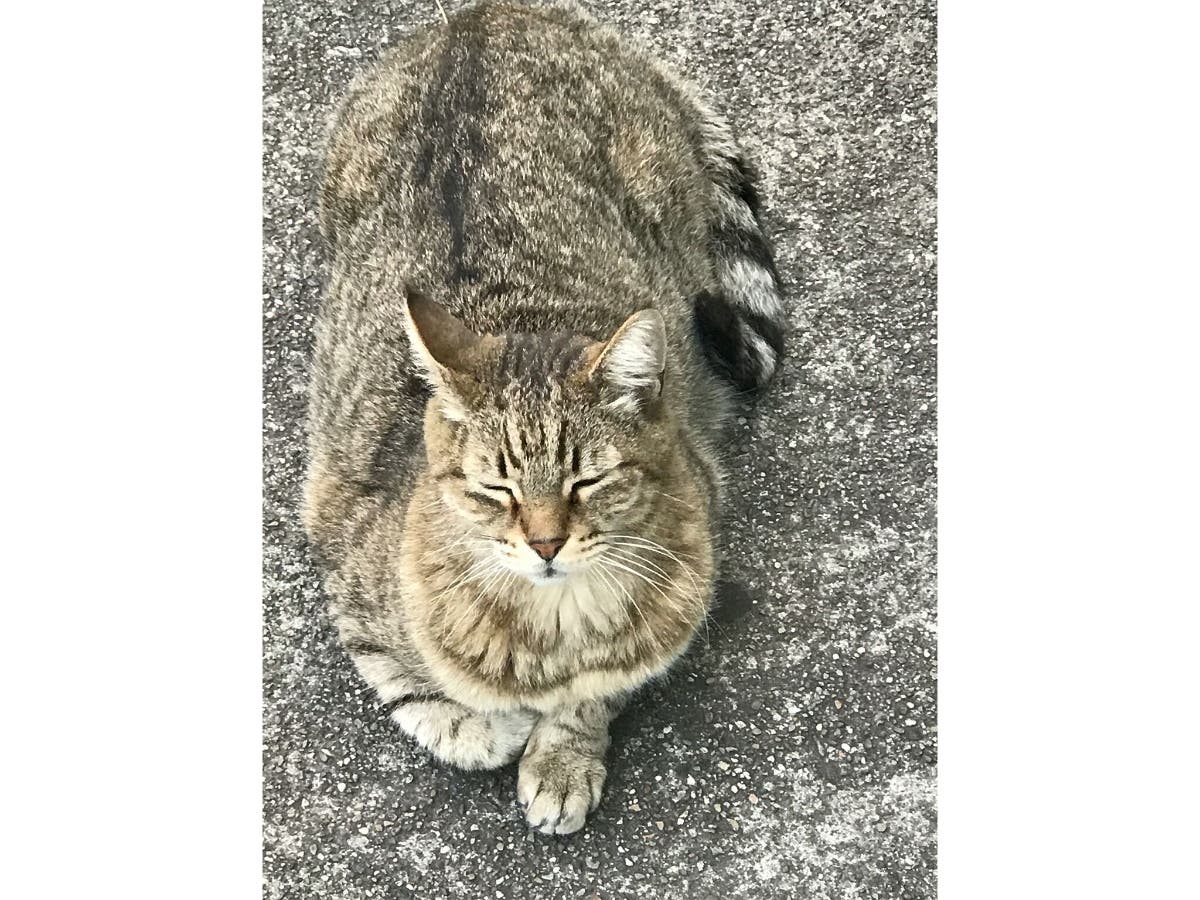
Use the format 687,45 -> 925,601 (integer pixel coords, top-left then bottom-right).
480,482 -> 516,499
568,475 -> 607,502
464,490 -> 506,510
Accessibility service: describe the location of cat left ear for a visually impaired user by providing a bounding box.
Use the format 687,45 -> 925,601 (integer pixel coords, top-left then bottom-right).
588,309 -> 666,412
402,287 -> 490,422
402,287 -> 485,387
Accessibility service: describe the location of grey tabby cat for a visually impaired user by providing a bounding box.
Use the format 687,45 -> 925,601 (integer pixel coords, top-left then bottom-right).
302,0 -> 784,834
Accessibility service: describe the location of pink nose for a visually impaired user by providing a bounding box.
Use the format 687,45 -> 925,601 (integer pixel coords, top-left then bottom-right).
527,537 -> 565,561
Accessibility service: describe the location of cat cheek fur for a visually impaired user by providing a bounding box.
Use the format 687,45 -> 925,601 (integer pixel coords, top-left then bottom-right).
580,473 -> 646,529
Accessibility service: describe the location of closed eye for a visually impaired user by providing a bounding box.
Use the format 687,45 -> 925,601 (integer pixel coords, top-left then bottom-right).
480,483 -> 515,498
568,474 -> 611,502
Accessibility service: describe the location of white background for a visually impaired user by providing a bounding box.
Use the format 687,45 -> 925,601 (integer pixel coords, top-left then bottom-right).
2,1 -> 1197,897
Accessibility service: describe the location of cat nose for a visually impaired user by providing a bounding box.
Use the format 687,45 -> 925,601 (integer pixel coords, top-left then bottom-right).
527,537 -> 566,561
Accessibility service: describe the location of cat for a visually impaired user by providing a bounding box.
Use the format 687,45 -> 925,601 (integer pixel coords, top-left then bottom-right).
302,0 -> 784,835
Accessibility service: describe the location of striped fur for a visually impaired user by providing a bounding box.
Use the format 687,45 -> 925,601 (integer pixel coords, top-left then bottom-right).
694,130 -> 786,391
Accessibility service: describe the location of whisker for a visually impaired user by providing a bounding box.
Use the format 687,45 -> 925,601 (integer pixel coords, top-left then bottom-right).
418,544 -> 491,565
472,565 -> 512,607
431,556 -> 498,616
649,489 -> 698,512
603,533 -> 702,563
603,543 -> 709,638
601,545 -> 674,582
597,562 -> 658,646
408,492 -> 451,515
417,529 -> 488,562
462,570 -> 514,639
598,555 -> 678,610
592,565 -> 637,633
437,555 -> 495,591
441,561 -> 505,638
604,540 -> 704,596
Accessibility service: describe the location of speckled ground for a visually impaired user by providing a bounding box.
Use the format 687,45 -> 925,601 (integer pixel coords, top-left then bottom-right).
263,1 -> 937,897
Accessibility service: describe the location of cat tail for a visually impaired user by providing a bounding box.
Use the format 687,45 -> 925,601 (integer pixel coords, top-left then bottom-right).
692,136 -> 787,393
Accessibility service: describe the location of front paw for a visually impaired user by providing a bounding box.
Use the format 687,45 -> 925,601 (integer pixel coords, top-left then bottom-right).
517,747 -> 606,835
392,701 -> 536,771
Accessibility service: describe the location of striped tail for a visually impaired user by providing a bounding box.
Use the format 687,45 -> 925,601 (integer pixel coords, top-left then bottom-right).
693,152 -> 786,392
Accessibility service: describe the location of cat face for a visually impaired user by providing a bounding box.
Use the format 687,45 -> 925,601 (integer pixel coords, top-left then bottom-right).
441,403 -> 657,583
405,290 -> 688,586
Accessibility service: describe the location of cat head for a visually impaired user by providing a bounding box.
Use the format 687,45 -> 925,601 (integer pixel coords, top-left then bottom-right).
403,289 -> 697,586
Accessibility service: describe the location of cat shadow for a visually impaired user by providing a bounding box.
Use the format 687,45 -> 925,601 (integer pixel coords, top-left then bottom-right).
607,577 -> 761,747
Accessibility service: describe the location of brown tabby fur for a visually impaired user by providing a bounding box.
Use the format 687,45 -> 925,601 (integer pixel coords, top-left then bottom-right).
301,0 -> 783,834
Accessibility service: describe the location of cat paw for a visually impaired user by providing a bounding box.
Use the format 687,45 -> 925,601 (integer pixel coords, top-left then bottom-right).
517,747 -> 606,834
392,701 -> 536,771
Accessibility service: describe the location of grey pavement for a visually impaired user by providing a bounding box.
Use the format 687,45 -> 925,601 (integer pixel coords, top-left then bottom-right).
263,1 -> 937,897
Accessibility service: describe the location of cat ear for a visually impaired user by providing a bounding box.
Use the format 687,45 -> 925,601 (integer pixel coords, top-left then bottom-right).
403,287 -> 483,382
402,287 -> 485,420
588,309 -> 666,412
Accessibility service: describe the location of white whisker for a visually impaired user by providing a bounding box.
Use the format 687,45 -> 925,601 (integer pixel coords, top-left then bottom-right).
592,564 -> 637,633
433,556 -> 501,636
599,555 -> 675,605
417,528 -> 487,562
603,540 -> 709,641
602,545 -> 674,582
441,560 -> 505,638
605,539 -> 704,597
649,489 -> 698,511
608,537 -> 704,587
598,562 -> 660,646
604,533 -> 702,563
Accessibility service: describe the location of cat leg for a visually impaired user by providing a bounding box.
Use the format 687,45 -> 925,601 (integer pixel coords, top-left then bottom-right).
346,637 -> 536,770
389,696 -> 537,771
517,696 -> 625,835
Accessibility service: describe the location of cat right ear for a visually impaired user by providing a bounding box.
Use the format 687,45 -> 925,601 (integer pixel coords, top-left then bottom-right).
402,287 -> 484,418
587,309 -> 667,414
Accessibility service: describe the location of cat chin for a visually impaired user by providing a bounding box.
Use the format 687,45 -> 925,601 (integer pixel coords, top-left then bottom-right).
524,570 -> 570,587
521,563 -> 599,588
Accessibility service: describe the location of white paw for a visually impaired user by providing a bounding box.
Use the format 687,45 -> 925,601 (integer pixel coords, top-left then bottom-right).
393,702 -> 536,770
517,748 -> 606,834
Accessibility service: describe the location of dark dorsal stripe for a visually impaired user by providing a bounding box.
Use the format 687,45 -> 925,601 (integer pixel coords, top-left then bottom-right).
411,8 -> 492,286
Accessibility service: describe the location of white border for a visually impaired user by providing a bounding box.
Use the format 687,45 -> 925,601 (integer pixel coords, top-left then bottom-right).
5,0 -> 1200,896
941,2 -> 1199,897
4,3 -> 260,897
